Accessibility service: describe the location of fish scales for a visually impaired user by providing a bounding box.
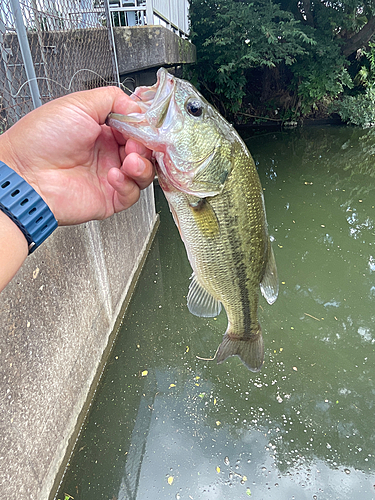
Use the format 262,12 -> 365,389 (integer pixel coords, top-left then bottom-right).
106,68 -> 278,371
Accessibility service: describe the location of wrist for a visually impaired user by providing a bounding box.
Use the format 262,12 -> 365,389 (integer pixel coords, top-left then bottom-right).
0,161 -> 58,253
0,210 -> 28,292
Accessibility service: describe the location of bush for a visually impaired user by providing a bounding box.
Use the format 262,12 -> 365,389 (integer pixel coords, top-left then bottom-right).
334,88 -> 375,127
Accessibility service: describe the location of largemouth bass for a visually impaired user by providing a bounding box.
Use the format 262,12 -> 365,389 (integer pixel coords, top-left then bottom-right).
106,68 -> 278,371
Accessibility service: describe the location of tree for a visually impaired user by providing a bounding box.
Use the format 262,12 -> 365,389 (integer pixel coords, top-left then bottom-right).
189,0 -> 315,115
189,0 -> 375,122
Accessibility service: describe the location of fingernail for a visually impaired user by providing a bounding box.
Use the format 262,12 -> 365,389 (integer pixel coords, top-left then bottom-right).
136,156 -> 146,176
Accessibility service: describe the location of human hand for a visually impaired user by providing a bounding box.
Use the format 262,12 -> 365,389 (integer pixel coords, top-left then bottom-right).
0,87 -> 154,226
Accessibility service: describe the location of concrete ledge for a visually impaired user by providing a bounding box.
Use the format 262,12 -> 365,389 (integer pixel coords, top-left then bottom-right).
0,185 -> 158,500
113,26 -> 196,75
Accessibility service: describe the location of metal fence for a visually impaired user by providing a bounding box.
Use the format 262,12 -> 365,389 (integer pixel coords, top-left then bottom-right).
0,0 -> 190,133
0,0 -> 119,132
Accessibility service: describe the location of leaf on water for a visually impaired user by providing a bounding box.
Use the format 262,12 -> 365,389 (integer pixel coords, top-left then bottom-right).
216,420 -> 221,426
198,392 -> 205,398
242,475 -> 248,482
246,488 -> 252,496
216,466 -> 221,473
185,346 -> 190,353
169,383 -> 176,388
167,476 -> 174,485
213,398 -> 217,405
141,370 -> 148,377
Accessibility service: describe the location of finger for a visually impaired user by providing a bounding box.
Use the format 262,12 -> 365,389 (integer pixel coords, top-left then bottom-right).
107,168 -> 141,211
121,152 -> 155,190
112,128 -> 127,147
107,153 -> 155,211
69,86 -> 143,125
125,139 -> 152,160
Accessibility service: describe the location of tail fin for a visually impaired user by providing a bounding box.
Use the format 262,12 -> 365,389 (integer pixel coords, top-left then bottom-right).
216,332 -> 264,372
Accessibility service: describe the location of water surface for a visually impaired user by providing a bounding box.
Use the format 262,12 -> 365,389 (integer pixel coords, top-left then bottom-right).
57,126 -> 375,500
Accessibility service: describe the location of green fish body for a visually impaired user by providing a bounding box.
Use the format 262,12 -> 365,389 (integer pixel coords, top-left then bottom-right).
106,68 -> 278,371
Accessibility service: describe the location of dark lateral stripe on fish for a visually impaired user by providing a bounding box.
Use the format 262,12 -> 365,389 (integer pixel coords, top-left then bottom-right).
224,205 -> 253,336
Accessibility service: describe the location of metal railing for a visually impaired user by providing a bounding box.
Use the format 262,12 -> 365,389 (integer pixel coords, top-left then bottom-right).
109,0 -> 190,38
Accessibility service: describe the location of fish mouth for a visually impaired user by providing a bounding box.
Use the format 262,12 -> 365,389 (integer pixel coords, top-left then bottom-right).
106,68 -> 175,137
133,67 -> 174,121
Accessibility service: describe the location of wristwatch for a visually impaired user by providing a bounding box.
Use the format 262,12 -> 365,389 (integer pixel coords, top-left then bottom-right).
0,162 -> 58,254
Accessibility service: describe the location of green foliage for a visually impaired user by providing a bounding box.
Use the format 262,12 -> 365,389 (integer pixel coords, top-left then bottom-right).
190,0 -> 375,121
334,85 -> 375,127
190,0 -> 315,114
333,42 -> 375,126
291,36 -> 353,113
354,41 -> 375,87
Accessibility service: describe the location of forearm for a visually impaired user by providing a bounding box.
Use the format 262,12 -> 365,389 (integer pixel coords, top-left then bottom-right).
0,210 -> 28,292
0,133 -> 27,291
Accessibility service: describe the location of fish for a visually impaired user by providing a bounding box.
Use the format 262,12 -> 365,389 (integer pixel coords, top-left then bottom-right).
106,68 -> 278,372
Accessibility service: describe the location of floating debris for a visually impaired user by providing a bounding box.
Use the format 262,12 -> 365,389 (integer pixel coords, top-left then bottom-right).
304,313 -> 320,321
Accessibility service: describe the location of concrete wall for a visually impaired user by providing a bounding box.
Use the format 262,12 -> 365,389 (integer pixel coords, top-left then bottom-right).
0,185 -> 158,500
113,26 -> 196,75
0,21 -> 196,500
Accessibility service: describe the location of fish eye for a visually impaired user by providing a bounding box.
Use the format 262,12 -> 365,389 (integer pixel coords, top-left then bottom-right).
186,98 -> 203,117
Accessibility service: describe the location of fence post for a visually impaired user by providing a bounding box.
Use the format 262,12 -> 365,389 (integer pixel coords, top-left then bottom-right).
0,16 -> 21,125
9,0 -> 42,108
146,0 -> 153,26
104,0 -> 120,87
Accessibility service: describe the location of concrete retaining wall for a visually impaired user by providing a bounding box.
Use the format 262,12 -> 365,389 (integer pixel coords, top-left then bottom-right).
0,185 -> 158,499
113,26 -> 196,75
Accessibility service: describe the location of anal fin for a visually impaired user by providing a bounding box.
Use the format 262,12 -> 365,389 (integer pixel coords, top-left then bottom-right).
187,273 -> 222,317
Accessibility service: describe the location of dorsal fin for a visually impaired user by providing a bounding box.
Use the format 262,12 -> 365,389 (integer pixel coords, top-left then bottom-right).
187,273 -> 222,317
260,243 -> 278,305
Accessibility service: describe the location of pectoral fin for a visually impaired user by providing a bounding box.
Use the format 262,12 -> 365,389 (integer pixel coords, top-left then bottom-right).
187,196 -> 220,238
187,273 -> 222,317
260,243 -> 279,305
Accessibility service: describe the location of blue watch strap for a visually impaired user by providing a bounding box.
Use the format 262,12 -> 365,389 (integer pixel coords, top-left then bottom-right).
0,162 -> 58,254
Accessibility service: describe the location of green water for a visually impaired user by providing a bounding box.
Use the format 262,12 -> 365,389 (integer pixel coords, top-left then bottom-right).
57,126 -> 375,500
